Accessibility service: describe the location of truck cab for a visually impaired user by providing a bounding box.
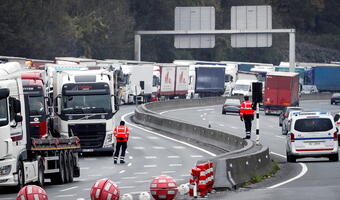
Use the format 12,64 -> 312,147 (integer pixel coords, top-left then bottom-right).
21,72 -> 48,138
53,69 -> 118,153
231,79 -> 257,96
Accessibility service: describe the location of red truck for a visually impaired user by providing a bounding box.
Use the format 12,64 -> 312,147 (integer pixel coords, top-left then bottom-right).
21,71 -> 49,138
263,72 -> 300,115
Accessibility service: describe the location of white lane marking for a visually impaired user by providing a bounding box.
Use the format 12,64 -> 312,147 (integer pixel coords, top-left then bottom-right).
129,156 -> 133,159
168,155 -> 180,158
152,146 -> 166,149
145,156 -> 157,159
56,195 -> 76,198
202,118 -> 206,121
122,112 -> 216,157
60,186 -> 78,192
219,124 -> 225,127
135,180 -> 151,183
169,164 -> 183,167
122,176 -> 137,180
147,136 -> 159,140
190,155 -> 203,158
197,108 -> 214,112
128,163 -> 132,167
120,186 -> 136,189
231,126 -> 239,129
144,165 -> 157,168
159,105 -> 217,115
80,167 -> 90,170
83,188 -> 91,191
131,136 -> 142,139
134,172 -> 148,175
119,170 -> 126,174
161,171 -> 176,174
133,146 -> 145,150
267,152 -> 308,189
88,174 -> 102,177
173,146 -> 185,149
276,136 -> 285,139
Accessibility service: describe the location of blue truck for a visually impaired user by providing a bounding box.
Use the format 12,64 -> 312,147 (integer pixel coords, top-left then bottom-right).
304,66 -> 340,91
195,67 -> 225,97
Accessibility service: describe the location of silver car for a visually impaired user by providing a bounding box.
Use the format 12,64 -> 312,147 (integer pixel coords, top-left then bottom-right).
222,98 -> 241,114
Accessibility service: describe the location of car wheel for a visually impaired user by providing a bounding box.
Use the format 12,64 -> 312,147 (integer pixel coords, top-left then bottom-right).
222,111 -> 226,115
329,153 -> 339,162
286,152 -> 296,163
331,101 -> 333,105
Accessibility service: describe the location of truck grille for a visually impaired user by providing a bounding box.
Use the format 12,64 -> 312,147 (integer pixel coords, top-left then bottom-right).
68,123 -> 106,149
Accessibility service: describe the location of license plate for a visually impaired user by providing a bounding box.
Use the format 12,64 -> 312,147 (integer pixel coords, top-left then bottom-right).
305,141 -> 323,145
83,149 -> 94,152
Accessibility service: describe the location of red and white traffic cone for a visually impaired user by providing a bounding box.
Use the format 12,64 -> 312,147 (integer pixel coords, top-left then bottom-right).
196,164 -> 207,197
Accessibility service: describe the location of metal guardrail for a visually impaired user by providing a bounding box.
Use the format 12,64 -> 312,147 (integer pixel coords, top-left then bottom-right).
133,97 -> 272,188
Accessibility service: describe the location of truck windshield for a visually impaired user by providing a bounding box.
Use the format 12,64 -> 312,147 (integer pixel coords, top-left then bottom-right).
234,84 -> 250,91
29,96 -> 45,115
0,98 -> 8,126
62,95 -> 111,114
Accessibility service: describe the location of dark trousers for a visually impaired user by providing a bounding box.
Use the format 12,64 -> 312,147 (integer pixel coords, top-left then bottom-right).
114,142 -> 127,161
243,115 -> 253,137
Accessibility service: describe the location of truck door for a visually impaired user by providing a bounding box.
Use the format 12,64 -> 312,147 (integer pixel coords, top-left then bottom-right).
0,88 -> 11,159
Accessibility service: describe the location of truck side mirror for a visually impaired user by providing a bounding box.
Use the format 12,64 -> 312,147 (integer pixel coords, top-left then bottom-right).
14,99 -> 21,113
0,88 -> 9,99
15,115 -> 23,123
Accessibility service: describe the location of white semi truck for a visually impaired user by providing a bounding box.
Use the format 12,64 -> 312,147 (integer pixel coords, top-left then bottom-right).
52,68 -> 118,154
0,62 -> 80,189
119,64 -> 154,104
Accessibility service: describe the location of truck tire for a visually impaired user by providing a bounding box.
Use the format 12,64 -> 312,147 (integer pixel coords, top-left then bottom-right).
36,158 -> 45,187
64,151 -> 71,183
51,151 -> 65,184
16,161 -> 25,190
67,152 -> 74,183
329,153 -> 339,162
286,152 -> 296,163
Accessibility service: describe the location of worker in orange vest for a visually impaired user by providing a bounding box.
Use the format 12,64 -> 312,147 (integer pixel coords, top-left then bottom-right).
240,96 -> 255,139
113,121 -> 130,164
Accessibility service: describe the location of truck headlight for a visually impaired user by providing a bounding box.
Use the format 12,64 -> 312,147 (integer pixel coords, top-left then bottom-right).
0,165 -> 11,176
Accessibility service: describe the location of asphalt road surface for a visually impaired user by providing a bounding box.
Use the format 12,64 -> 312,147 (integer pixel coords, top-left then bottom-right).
0,105 -> 216,200
160,100 -> 340,200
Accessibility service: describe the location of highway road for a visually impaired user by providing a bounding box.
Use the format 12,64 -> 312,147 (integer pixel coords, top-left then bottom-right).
0,105 -> 216,200
160,99 -> 340,200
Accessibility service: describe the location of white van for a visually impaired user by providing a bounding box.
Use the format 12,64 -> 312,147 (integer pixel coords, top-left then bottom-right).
286,112 -> 339,162
231,79 -> 257,96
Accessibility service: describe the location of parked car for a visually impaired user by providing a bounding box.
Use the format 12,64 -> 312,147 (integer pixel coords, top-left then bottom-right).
222,98 -> 241,114
286,111 -> 339,162
279,107 -> 303,127
331,93 -> 340,105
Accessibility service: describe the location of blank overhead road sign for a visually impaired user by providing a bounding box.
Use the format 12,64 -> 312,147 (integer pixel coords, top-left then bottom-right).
174,7 -> 215,48
231,5 -> 272,48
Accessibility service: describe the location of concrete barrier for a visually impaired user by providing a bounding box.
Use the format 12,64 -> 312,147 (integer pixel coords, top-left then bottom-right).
133,98 -> 272,188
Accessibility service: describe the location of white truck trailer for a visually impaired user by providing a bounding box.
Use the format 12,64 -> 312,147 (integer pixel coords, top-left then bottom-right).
52,68 -> 118,154
0,62 -> 80,189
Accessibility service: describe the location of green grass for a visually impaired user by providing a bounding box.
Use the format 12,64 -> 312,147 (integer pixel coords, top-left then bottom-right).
243,161 -> 280,186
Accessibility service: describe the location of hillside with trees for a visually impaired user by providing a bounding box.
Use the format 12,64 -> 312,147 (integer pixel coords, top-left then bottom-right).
0,0 -> 339,64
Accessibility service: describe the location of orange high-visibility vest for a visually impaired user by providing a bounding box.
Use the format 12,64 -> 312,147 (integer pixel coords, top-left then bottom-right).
114,125 -> 130,142
240,100 -> 255,117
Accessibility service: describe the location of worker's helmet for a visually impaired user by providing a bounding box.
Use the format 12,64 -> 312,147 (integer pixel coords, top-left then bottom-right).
17,185 -> 48,200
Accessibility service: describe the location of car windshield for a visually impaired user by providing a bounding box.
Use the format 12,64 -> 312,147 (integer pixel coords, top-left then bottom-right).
225,99 -> 240,105
234,84 -> 250,91
333,93 -> 340,97
62,94 -> 111,114
0,98 -> 8,126
294,118 -> 333,132
29,96 -> 45,115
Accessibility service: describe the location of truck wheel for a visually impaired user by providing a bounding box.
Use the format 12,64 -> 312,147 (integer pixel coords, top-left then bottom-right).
329,153 -> 339,162
64,151 -> 71,183
16,161 -> 25,190
51,151 -> 65,184
36,158 -> 45,187
286,152 -> 296,163
68,152 -> 74,183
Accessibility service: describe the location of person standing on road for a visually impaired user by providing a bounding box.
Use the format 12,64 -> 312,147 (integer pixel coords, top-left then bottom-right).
113,120 -> 130,164
240,96 -> 255,139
